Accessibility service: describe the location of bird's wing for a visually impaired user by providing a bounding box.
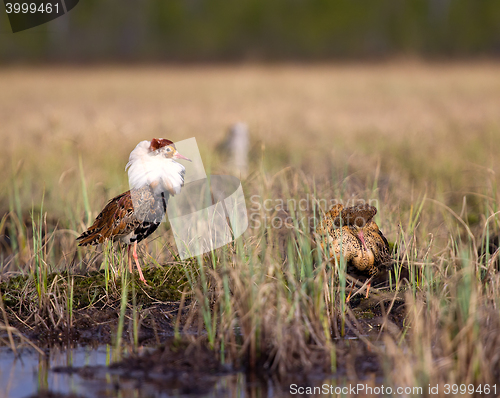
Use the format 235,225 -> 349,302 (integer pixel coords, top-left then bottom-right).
77,190 -> 137,246
371,223 -> 392,266
77,186 -> 169,246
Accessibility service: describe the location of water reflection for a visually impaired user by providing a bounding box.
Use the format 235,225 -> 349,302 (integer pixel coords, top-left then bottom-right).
0,346 -> 269,398
0,345 -> 110,398
0,345 -> 384,398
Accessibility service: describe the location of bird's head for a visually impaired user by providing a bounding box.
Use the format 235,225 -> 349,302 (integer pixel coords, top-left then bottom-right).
342,204 -> 377,226
341,204 -> 377,252
149,138 -> 191,162
127,138 -> 191,195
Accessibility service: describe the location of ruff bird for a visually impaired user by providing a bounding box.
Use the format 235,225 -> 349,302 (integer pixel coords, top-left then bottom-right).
77,138 -> 191,283
316,203 -> 391,297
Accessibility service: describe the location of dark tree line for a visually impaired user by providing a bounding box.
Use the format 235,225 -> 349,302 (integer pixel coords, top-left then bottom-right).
1,0 -> 500,62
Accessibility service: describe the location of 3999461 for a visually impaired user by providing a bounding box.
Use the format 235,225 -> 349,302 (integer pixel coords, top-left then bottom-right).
443,384 -> 496,395
5,2 -> 60,14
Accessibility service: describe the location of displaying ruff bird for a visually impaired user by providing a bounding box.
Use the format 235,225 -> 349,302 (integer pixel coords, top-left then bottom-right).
316,203 -> 391,297
77,138 -> 190,284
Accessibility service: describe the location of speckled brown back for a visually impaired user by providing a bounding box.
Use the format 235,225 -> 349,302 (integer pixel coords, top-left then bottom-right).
341,204 -> 377,227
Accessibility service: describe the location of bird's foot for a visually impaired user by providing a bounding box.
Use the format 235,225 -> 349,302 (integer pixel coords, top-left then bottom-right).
346,283 -> 354,303
346,291 -> 352,303
365,281 -> 371,298
136,269 -> 149,286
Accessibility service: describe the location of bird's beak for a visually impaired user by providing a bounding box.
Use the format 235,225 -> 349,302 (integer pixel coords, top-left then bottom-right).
174,151 -> 192,162
358,230 -> 368,251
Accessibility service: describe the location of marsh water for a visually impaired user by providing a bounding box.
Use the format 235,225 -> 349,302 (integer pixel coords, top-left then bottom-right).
1,345 -> 112,398
0,345 -> 251,398
0,343 -> 387,398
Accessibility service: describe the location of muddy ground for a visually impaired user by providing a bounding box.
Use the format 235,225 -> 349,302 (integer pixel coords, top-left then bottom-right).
1,266 -> 408,398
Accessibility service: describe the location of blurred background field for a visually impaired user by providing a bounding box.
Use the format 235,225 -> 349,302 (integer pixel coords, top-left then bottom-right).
1,63 -> 500,222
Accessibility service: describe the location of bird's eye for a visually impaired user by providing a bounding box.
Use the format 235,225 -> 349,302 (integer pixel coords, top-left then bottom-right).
166,147 -> 172,152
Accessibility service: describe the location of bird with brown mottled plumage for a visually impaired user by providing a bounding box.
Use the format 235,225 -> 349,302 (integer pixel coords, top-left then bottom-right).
316,203 -> 391,297
77,138 -> 191,284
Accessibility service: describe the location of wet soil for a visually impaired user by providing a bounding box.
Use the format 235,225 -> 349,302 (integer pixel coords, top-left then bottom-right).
1,267 -> 408,398
19,302 -> 184,347
6,286 -> 406,351
27,294 -> 405,394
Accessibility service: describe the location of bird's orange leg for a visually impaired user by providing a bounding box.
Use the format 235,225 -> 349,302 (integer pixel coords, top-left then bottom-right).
346,282 -> 355,303
132,241 -> 148,285
365,281 -> 371,298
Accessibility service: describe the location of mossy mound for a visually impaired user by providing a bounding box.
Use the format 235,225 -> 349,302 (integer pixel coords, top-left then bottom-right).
0,263 -> 190,313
